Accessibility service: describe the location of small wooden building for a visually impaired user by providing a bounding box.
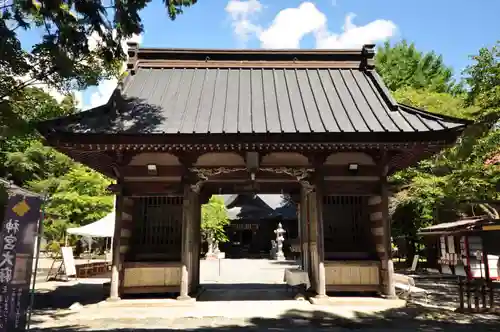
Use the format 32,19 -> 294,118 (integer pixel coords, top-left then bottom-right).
37,44 -> 468,300
419,217 -> 500,280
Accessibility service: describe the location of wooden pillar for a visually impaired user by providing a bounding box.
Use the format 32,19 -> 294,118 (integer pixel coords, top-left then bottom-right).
303,172 -> 326,298
381,178 -> 396,298
191,187 -> 201,292
178,185 -> 193,300
306,181 -> 323,294
314,179 -> 326,298
108,189 -> 123,301
299,188 -> 309,273
304,184 -> 316,290
188,191 -> 195,293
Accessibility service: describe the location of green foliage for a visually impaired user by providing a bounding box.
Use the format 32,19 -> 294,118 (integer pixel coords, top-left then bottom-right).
34,165 -> 114,247
0,0 -> 198,100
383,41 -> 500,259
1,87 -> 113,252
392,87 -> 477,119
201,196 -> 230,244
0,87 -> 77,181
464,41 -> 500,114
376,40 -> 461,94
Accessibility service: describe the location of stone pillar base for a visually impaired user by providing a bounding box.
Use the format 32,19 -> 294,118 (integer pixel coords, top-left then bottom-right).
309,294 -> 330,305
106,296 -> 121,302
381,294 -> 399,300
176,295 -> 195,302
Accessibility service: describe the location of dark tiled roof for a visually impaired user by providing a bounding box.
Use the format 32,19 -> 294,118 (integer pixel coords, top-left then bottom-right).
221,194 -> 297,220
38,47 -> 468,136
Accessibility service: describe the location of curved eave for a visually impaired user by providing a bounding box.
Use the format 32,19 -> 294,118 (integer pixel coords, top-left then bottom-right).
39,127 -> 466,148
398,103 -> 473,129
36,103 -> 113,137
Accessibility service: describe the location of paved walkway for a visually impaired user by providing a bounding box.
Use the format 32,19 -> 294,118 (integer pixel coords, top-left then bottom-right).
29,259 -> 500,331
199,258 -> 298,301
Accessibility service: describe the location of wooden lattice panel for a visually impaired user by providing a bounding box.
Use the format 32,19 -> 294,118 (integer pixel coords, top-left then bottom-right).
322,195 -> 374,259
129,196 -> 183,261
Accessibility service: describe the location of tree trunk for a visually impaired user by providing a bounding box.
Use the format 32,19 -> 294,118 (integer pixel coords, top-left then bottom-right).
479,203 -> 500,219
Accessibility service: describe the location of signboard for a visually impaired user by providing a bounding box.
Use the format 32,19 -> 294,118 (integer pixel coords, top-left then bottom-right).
60,247 -> 76,277
0,193 -> 42,332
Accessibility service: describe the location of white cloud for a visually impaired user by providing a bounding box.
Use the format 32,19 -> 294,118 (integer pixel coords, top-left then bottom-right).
259,2 -> 326,49
315,13 -> 397,49
88,78 -> 119,109
225,1 -> 397,49
225,0 -> 263,44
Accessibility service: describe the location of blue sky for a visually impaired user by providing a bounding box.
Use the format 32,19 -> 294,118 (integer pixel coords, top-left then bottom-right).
21,0 -> 500,108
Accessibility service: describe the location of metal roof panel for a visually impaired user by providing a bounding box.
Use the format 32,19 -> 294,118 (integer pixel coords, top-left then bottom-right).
38,66 -> 469,137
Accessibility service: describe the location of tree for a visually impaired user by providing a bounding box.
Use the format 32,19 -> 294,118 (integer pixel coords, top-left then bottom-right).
201,196 -> 230,255
30,165 -> 114,250
376,40 -> 461,94
388,42 -> 500,260
1,87 -> 76,172
0,0 -> 198,100
392,87 -> 477,120
464,41 -> 500,114
0,86 -> 113,252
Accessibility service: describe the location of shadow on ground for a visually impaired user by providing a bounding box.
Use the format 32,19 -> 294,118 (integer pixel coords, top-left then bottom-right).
398,271 -> 500,309
30,303 -> 500,331
268,260 -> 300,265
33,283 -> 106,310
198,283 -> 295,301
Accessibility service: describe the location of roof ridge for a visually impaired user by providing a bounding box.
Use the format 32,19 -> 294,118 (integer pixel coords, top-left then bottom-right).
365,70 -> 399,111
125,43 -> 376,72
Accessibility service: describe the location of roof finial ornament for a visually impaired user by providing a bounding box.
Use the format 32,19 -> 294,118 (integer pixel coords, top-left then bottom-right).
126,40 -> 140,75
361,44 -> 376,70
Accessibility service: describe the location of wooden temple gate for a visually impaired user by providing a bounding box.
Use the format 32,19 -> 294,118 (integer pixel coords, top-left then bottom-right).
37,44 -> 468,301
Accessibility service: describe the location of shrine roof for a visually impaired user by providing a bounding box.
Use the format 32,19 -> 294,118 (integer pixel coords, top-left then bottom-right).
37,44 -> 470,142
418,216 -> 500,235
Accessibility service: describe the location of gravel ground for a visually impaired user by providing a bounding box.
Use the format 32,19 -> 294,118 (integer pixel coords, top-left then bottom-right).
28,306 -> 500,332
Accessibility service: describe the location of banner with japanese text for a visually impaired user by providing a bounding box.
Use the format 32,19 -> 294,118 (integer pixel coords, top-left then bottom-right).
0,193 -> 42,332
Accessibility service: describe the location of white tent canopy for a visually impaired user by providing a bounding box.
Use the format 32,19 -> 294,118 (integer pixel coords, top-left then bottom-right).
67,211 -> 115,238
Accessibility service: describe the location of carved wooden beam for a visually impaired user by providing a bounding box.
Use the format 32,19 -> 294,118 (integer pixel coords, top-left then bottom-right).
259,167 -> 314,180
189,167 -> 247,181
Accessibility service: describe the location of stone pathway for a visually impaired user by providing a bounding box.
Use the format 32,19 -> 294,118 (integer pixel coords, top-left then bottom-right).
28,259 -> 500,331
199,258 -> 297,301
200,258 -> 298,284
